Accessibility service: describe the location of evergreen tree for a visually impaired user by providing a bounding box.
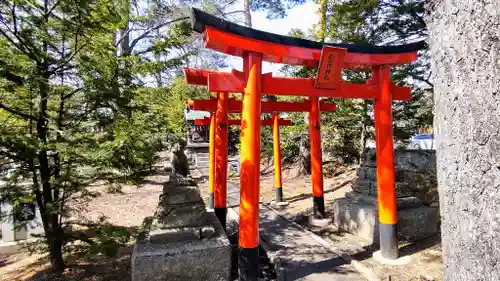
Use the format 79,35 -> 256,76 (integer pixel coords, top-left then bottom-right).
280,0 -> 432,165
0,0 -> 220,270
0,0 -> 127,269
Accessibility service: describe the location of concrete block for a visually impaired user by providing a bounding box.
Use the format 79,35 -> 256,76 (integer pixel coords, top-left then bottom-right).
333,197 -> 438,244
351,179 -> 373,195
132,236 -> 231,281
155,204 -> 212,228
369,182 -> 420,198
362,149 -> 437,173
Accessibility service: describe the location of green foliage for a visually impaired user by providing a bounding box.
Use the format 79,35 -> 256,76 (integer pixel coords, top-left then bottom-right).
278,0 -> 432,163
0,0 -> 223,270
167,78 -> 210,139
251,0 -> 307,19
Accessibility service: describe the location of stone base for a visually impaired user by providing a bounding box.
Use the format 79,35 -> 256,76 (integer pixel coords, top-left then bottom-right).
333,196 -> 438,244
372,250 -> 412,265
308,216 -> 331,227
132,179 -> 231,281
132,236 -> 231,281
270,201 -> 290,209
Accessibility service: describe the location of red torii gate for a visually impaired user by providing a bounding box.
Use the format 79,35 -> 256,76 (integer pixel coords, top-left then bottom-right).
188,8 -> 424,280
196,116 -> 291,212
186,76 -> 337,225
194,114 -> 291,218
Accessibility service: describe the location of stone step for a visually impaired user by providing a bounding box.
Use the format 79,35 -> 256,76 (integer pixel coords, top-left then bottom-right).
226,191 -> 366,281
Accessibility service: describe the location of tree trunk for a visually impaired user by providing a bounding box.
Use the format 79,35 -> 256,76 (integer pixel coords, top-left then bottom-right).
316,0 -> 328,42
120,0 -> 132,119
38,1 -> 64,268
37,74 -> 65,270
48,224 -> 65,270
292,0 -> 329,177
426,2 -> 500,280
244,0 -> 252,27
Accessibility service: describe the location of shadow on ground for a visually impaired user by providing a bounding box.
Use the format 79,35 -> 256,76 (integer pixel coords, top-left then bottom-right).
286,179 -> 351,204
3,246 -> 133,281
257,206 -> 364,280
1,222 -> 139,281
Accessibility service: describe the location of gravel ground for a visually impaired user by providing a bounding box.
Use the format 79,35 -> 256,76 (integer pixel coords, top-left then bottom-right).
70,174 -> 167,227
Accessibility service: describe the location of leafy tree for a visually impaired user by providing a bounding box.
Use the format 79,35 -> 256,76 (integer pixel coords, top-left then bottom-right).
166,78 -> 210,140
280,0 -> 432,166
327,0 -> 432,142
0,0 -> 161,270
0,0 -> 228,271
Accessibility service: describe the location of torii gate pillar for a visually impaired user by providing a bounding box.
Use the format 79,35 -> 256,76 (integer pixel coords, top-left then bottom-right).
214,92 -> 229,229
272,112 -> 283,202
208,113 -> 216,210
373,66 -> 398,259
309,96 -> 325,218
238,53 -> 262,281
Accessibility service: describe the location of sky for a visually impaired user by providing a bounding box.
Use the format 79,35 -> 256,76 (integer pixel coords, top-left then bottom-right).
223,1 -> 319,75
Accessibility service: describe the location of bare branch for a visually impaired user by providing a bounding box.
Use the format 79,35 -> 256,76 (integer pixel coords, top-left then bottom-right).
49,41 -> 88,75
223,10 -> 245,16
114,28 -> 131,49
0,102 -> 37,121
128,17 -> 189,52
46,0 -> 62,18
10,1 -> 18,34
215,6 -> 244,18
400,70 -> 434,88
62,87 -> 83,100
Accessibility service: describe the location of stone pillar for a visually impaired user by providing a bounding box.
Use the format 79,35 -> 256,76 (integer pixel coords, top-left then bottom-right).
426,1 -> 500,280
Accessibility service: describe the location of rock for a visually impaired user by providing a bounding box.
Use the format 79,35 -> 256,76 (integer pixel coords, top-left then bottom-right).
132,237 -> 231,281
362,149 -> 437,173
345,191 -> 423,209
353,149 -> 439,206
